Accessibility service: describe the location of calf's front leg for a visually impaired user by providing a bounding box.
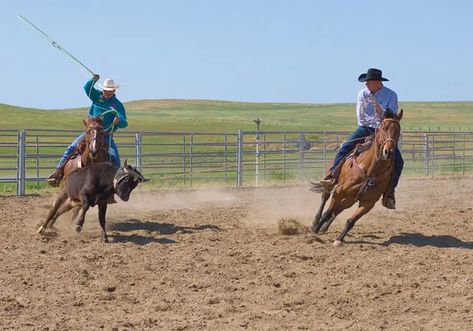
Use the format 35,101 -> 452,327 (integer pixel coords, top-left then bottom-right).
98,202 -> 109,243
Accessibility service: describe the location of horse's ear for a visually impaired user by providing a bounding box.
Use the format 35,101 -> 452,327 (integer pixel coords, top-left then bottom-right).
397,109 -> 403,121
384,108 -> 394,119
82,119 -> 87,127
123,159 -> 129,168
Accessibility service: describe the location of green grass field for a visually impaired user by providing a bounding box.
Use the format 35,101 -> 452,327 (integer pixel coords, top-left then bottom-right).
2,99 -> 473,132
1,99 -> 472,195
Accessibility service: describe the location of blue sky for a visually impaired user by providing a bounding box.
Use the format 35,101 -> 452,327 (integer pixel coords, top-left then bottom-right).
1,0 -> 473,109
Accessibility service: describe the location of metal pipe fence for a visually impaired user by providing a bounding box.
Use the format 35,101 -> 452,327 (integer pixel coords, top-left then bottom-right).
2,129 -> 473,195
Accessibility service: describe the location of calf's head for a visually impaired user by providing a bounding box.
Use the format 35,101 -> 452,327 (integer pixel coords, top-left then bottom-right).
113,160 -> 148,201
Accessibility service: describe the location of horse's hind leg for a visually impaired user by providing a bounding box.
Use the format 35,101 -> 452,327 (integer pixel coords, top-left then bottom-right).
334,203 -> 374,247
47,199 -> 76,230
312,190 -> 345,233
311,191 -> 331,231
319,197 -> 356,233
38,191 -> 68,235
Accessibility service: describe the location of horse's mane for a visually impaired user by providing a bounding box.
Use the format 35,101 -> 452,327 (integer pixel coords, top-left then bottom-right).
85,116 -> 103,126
384,108 -> 396,120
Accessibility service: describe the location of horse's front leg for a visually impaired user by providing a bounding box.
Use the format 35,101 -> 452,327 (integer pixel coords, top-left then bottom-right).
312,190 -> 331,230
334,203 -> 375,247
98,202 -> 109,243
38,191 -> 68,235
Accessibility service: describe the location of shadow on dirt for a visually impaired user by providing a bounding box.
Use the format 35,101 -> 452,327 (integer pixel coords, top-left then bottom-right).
111,234 -> 178,245
382,232 -> 473,249
108,218 -> 222,245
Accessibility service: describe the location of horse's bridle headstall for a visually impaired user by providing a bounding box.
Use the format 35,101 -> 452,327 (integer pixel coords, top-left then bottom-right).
376,118 -> 400,158
85,124 -> 105,157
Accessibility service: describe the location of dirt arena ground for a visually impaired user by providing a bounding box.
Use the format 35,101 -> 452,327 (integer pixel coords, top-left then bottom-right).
1,177 -> 473,330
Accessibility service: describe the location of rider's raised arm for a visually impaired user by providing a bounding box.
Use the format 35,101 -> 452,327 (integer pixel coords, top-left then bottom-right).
84,78 -> 101,102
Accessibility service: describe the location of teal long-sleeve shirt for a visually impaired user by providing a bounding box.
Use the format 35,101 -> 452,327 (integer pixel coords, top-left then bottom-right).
84,78 -> 128,132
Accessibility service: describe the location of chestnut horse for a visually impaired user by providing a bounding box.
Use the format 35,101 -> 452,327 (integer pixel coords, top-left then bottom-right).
43,117 -> 108,231
63,116 -> 109,179
311,109 -> 403,246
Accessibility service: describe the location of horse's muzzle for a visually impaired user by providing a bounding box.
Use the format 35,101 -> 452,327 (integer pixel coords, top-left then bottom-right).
382,148 -> 393,159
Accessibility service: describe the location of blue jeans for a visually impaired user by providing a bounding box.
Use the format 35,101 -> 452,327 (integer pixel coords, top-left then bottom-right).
330,126 -> 404,189
56,133 -> 120,169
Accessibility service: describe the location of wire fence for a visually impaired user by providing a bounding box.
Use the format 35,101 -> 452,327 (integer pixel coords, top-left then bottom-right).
2,129 -> 473,195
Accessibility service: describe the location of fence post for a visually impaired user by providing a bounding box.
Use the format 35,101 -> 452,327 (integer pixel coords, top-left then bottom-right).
183,134 -> 187,185
35,135 -> 40,189
283,133 -> 287,184
134,133 -> 142,172
190,134 -> 194,188
236,130 -> 243,187
462,133 -> 466,176
424,133 -> 429,176
298,132 -> 304,180
323,131 -> 327,177
17,130 -> 26,196
431,134 -> 435,177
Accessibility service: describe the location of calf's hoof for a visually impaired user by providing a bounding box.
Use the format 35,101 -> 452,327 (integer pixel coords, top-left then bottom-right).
333,240 -> 343,247
75,225 -> 83,233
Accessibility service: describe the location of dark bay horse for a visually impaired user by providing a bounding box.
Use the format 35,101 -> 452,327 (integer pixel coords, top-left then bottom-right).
63,116 -> 109,179
311,109 -> 403,246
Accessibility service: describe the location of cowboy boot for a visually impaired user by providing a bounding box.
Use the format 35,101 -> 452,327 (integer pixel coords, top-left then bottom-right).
319,173 -> 335,191
47,168 -> 64,187
319,158 -> 346,192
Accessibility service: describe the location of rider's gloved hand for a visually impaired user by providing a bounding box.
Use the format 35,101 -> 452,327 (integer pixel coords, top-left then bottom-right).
93,73 -> 100,81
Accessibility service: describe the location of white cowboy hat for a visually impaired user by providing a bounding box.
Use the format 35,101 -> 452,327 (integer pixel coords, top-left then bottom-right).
102,78 -> 119,91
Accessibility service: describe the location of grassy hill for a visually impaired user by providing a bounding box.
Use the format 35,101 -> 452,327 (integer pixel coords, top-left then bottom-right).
1,100 -> 473,132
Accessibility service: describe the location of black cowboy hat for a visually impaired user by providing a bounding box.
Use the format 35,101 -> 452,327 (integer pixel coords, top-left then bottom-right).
358,68 -> 389,82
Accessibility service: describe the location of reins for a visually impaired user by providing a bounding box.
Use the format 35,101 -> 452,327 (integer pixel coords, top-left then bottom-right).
353,117 -> 399,199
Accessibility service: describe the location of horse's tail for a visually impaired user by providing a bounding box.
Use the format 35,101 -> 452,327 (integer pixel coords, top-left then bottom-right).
309,181 -> 325,193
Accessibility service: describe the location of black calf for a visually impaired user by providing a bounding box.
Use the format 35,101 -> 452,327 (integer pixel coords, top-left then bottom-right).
38,160 -> 146,242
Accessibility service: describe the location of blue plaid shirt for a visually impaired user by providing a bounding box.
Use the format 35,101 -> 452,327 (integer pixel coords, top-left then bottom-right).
356,85 -> 398,128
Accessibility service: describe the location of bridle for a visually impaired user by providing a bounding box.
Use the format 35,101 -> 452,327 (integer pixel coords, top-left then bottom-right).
85,122 -> 104,158
375,118 -> 400,160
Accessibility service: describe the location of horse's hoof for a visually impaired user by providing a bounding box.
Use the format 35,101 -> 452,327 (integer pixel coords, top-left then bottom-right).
333,240 -> 343,247
310,223 -> 318,233
319,224 -> 329,233
37,226 -> 45,235
75,225 -> 82,233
